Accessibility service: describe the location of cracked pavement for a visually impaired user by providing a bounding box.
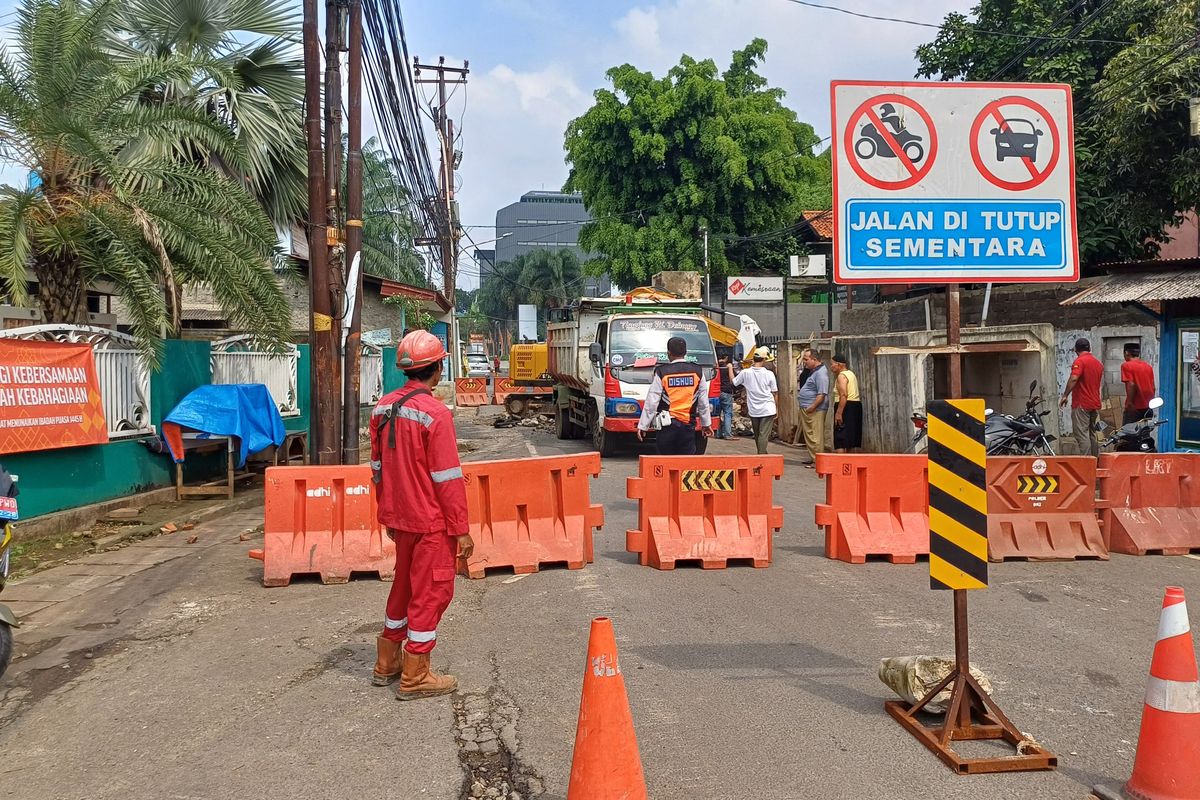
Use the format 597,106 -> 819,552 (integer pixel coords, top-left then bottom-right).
0,409 -> 1197,799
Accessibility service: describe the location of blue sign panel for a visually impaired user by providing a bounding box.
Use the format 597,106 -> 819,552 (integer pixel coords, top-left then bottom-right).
845,199 -> 1067,273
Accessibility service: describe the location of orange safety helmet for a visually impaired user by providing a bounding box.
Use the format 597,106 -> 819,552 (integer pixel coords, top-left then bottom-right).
396,329 -> 448,371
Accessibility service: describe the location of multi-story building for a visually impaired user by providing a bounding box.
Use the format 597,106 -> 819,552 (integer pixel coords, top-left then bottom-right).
494,190 -> 611,297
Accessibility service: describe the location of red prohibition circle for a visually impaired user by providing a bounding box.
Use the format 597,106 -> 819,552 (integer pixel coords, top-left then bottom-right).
970,96 -> 1060,191
843,93 -> 938,191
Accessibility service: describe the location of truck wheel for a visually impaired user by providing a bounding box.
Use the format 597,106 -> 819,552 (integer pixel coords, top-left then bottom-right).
588,405 -> 618,457
555,408 -> 576,440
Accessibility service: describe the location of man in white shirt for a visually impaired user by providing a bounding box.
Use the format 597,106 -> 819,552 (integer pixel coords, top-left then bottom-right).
734,347 -> 778,455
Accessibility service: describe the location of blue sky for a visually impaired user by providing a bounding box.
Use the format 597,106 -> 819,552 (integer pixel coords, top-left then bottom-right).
0,0 -> 973,288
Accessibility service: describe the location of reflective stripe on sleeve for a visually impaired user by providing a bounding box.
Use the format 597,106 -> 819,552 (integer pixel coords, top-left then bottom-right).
398,406 -> 434,428
430,466 -> 463,483
384,615 -> 408,630
407,628 -> 436,643
371,404 -> 391,417
369,460 -> 382,470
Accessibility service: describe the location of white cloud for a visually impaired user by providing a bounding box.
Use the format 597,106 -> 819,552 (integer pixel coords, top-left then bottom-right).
438,0 -> 975,287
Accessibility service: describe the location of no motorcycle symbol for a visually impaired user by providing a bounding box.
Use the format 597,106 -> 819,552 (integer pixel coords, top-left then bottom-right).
844,94 -> 938,191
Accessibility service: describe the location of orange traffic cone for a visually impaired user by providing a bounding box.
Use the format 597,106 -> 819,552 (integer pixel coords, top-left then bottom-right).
566,617 -> 647,800
1093,586 -> 1200,800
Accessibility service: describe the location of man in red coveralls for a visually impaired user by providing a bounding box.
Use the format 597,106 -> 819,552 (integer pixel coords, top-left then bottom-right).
369,330 -> 474,700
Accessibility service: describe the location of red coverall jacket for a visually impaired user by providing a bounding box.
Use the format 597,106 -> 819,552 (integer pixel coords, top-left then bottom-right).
369,386 -> 468,536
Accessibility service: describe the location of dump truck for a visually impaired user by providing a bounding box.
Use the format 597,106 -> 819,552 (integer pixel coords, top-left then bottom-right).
546,289 -> 731,456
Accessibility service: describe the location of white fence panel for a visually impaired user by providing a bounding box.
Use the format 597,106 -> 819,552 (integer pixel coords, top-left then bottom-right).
360,345 -> 384,406
0,324 -> 153,438
211,335 -> 300,417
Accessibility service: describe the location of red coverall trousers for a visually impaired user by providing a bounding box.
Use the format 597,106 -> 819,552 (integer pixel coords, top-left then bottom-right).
381,529 -> 457,654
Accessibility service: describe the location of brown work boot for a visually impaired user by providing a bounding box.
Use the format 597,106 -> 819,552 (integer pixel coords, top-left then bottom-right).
396,649 -> 457,701
373,636 -> 402,686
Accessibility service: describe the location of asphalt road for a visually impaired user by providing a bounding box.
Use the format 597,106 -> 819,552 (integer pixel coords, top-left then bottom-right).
1,409 -> 1197,800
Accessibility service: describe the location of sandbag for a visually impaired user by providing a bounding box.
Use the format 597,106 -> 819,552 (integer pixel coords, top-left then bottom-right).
878,656 -> 993,714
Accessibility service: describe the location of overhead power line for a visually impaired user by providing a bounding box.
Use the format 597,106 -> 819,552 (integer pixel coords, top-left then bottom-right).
782,0 -> 1166,46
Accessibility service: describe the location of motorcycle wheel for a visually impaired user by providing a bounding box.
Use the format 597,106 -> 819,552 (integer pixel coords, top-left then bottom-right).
855,137 -> 877,159
0,622 -> 11,680
904,141 -> 925,163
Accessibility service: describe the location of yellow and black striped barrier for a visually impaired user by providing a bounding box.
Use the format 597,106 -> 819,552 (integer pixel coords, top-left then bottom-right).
1016,475 -> 1059,494
680,469 -> 735,492
927,399 -> 988,591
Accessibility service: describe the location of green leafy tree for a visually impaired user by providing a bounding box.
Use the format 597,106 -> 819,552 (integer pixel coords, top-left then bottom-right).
0,0 -> 291,359
915,0 -> 1200,265
564,39 -> 828,287
107,0 -> 307,226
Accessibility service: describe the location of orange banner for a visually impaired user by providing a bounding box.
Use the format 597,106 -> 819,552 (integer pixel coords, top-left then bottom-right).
0,339 -> 108,454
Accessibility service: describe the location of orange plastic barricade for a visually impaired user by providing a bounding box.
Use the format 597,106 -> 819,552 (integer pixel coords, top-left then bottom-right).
460,453 -> 604,578
815,454 -> 929,564
454,377 -> 489,407
986,456 -> 1107,561
625,455 -> 784,570
250,465 -> 391,587
1097,453 -> 1200,555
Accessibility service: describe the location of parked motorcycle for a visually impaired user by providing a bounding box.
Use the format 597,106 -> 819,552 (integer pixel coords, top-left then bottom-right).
1099,397 -> 1167,453
985,381 -> 1056,456
0,464 -> 18,679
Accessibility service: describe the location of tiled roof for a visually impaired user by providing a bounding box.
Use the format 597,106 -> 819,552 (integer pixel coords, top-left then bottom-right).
800,210 -> 833,240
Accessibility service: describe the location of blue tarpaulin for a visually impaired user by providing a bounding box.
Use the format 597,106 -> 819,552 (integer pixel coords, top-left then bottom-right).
163,384 -> 286,467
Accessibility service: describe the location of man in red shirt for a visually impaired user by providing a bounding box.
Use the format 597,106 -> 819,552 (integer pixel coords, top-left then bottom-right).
1120,342 -> 1156,425
1060,337 -> 1104,457
369,330 -> 474,700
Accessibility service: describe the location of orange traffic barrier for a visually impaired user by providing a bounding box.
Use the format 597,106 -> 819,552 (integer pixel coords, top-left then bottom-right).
250,465 -> 391,587
454,376 -> 489,407
493,377 -> 533,406
459,453 -> 604,578
567,617 -> 647,800
815,454 -> 929,564
625,455 -> 783,570
1093,587 -> 1200,800
986,456 -> 1107,562
1097,453 -> 1200,555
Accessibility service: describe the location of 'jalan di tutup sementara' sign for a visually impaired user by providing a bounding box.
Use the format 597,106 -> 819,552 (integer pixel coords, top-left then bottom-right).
0,339 -> 108,454
830,80 -> 1078,284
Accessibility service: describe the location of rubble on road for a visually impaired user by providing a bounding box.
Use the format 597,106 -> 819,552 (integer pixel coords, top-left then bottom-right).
494,414 -> 554,433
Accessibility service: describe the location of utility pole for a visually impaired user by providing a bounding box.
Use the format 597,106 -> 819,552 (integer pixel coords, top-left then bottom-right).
701,226 -> 709,306
341,0 -> 364,465
414,57 -> 468,378
302,0 -> 338,465
323,0 -> 346,460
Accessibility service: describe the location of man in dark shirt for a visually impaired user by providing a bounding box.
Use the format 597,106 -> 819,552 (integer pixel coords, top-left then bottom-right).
1060,337 -> 1103,457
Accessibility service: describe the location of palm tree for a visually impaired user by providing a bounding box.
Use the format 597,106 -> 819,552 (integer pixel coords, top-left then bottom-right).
106,0 -> 306,226
357,137 -> 424,284
516,248 -> 582,308
477,258 -> 524,324
0,0 -> 291,359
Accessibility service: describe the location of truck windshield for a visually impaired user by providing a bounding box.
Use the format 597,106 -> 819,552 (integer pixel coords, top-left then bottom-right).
607,316 -> 716,384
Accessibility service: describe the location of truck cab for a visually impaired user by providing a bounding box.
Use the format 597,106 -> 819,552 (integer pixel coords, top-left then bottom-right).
548,296 -> 720,456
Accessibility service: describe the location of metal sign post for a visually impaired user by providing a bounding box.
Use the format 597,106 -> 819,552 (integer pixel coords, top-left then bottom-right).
831,80 -> 1075,773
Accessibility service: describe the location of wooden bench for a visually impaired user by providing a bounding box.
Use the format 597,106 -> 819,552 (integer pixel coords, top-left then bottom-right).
247,430 -> 310,468
175,434 -> 253,500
